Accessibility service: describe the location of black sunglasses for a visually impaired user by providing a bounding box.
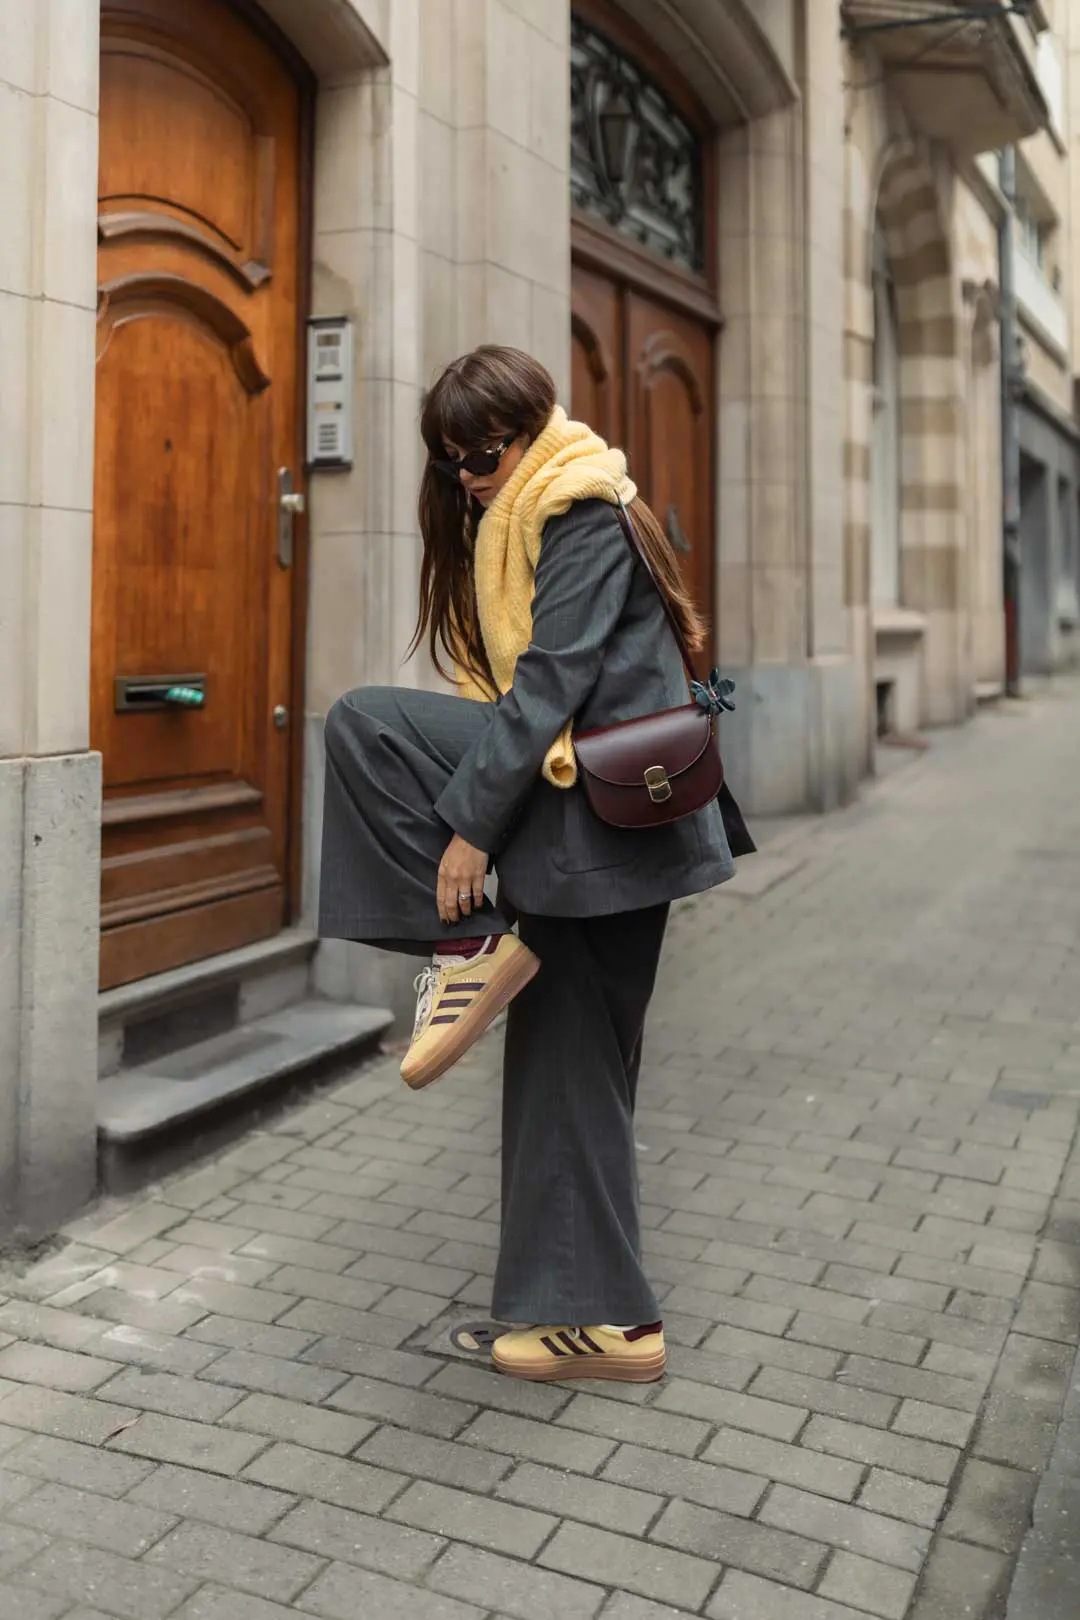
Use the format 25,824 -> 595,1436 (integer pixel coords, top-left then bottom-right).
432,436 -> 516,483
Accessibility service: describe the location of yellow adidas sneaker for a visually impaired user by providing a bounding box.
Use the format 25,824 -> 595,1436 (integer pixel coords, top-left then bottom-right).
400,934 -> 539,1090
492,1322 -> 666,1382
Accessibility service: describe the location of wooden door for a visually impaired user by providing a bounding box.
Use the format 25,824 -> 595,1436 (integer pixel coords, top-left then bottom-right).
94,0 -> 307,990
571,266 -> 715,664
626,292 -> 714,640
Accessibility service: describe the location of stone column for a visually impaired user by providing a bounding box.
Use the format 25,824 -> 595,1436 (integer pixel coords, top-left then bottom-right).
0,0 -> 102,1238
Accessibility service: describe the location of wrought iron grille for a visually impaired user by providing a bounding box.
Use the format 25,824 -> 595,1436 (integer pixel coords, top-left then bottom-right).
570,14 -> 704,273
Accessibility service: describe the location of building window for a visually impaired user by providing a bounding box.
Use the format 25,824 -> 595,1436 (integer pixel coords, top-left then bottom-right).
570,14 -> 704,273
1015,197 -> 1048,269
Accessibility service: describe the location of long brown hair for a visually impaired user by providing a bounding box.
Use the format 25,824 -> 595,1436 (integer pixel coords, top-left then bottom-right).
413,345 -> 706,686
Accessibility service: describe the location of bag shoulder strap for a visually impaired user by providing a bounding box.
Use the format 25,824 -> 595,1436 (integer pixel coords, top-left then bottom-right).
613,497 -> 697,682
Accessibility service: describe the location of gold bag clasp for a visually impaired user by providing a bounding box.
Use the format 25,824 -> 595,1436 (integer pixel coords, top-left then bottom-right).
644,765 -> 672,804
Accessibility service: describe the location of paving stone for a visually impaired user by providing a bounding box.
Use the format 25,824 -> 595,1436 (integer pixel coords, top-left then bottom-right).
277,1297 -> 413,1348
702,1428 -> 863,1501
942,1459 -> 1040,1553
77,1204 -> 188,1255
95,1367 -> 244,1423
760,1485 -> 932,1573
555,1395 -> 710,1458
820,1266 -> 950,1312
0,1464 -> 41,1509
426,1361 -> 573,1419
325,1373 -> 476,1439
183,1314 -> 316,1360
168,1280 -> 297,1325
199,1347 -> 347,1404
0,1302 -> 115,1354
458,1410 -> 615,1474
160,1220 -> 260,1253
356,1425 -> 514,1493
0,1386 -> 134,1446
838,1357 -> 982,1414
972,1333 -> 1075,1471
496,1460 -> 662,1537
1013,1280 -> 1080,1343
0,1345 -> 120,1394
818,1551 -> 917,1619
387,1478 -> 556,1558
242,1440 -> 404,1514
145,1519 -> 322,1602
857,1469 -> 948,1530
654,1379 -> 806,1440
8,1478 -> 174,1556
299,1561 -> 487,1620
269,1497 -> 444,1578
2,1434 -> 154,1496
171,1587 -> 305,1620
15,1540 -> 199,1619
650,1497 -> 827,1589
892,1399 -> 976,1449
0,1519 -> 48,1575
702,1325 -> 841,1378
748,1368 -> 898,1429
0,1586 -> 68,1620
155,1248 -> 282,1287
92,1323 -> 223,1375
70,1290 -> 208,1335
220,1393 -> 375,1455
427,1542 -> 605,1620
802,1414 -> 959,1486
300,1334 -> 441,1390
906,1537 -> 1011,1620
107,1412 -> 268,1476
789,1312 -> 928,1368
129,1461 -> 296,1535
540,1520 -> 718,1611
599,1598 -> 701,1620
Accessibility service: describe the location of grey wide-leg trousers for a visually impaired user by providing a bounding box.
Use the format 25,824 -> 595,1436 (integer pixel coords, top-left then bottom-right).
320,686 -> 665,1323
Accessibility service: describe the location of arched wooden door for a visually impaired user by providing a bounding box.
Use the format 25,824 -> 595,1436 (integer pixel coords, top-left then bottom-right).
94,0 -> 309,989
570,4 -> 717,664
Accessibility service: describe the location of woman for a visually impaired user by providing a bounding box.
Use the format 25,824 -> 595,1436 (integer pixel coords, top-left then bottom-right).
320,346 -> 739,1383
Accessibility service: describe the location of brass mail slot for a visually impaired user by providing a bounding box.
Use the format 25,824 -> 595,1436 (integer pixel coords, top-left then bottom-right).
115,674 -> 207,713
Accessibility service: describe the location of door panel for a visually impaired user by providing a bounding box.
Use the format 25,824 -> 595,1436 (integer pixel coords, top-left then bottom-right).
571,261 -> 715,667
627,292 -> 714,657
570,263 -> 623,445
95,0 -> 305,990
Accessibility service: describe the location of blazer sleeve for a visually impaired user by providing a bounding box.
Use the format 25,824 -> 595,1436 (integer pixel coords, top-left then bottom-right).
433,497 -> 635,853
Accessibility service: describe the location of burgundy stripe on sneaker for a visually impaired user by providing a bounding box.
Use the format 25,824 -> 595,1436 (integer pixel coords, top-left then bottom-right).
429,1015 -> 459,1025
452,982 -> 485,992
558,1331 -> 587,1355
576,1329 -> 604,1354
540,1335 -> 567,1357
622,1322 -> 663,1342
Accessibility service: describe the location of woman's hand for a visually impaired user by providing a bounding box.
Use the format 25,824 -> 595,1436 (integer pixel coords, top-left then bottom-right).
437,834 -> 489,927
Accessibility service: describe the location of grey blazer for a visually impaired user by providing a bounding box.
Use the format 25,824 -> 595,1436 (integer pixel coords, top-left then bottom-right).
433,498 -> 736,917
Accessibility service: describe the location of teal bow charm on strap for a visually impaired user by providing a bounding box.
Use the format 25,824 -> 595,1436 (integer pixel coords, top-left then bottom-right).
690,669 -> 736,716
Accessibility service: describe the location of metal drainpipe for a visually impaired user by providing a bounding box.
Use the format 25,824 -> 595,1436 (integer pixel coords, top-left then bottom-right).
999,145 -> 1022,696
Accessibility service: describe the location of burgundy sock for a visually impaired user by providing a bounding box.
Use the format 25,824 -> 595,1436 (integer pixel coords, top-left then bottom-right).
431,936 -> 489,960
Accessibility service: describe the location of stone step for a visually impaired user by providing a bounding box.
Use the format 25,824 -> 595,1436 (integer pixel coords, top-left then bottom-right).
98,999 -> 392,1184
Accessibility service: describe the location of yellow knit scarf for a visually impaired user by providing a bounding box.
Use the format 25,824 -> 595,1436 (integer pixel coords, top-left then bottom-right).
455,407 -> 637,790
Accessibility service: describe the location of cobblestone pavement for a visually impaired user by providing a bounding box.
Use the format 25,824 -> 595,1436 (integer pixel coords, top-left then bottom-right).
1,681 -> 1080,1620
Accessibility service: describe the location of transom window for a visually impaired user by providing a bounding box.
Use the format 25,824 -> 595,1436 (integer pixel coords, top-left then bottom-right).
570,14 -> 704,274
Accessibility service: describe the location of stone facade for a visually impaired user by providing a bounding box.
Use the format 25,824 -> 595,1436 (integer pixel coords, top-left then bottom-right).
0,0 -> 1075,1236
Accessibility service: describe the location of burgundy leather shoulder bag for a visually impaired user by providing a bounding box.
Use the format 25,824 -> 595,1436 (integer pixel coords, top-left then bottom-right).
572,499 -> 740,834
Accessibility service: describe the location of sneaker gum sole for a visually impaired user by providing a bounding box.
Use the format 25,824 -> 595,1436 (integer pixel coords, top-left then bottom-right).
492,1346 -> 667,1383
401,944 -> 540,1090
